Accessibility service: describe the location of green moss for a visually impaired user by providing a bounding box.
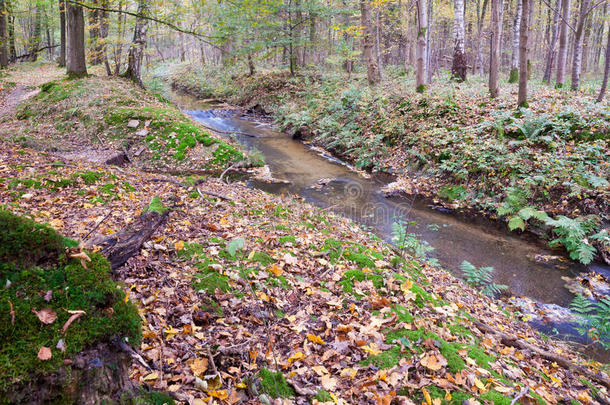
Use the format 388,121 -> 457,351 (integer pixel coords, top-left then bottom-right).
439,342 -> 466,373
480,390 -> 511,405
259,368 -> 294,398
467,346 -> 495,370
343,251 -> 376,268
416,84 -> 426,93
508,69 -> 519,84
251,251 -> 274,266
122,390 -> 176,405
279,235 -> 296,245
391,305 -> 414,323
339,269 -> 384,293
314,389 -> 333,402
146,196 -> 168,214
0,209 -> 68,266
0,210 -> 141,394
193,262 -> 231,295
360,345 -> 402,369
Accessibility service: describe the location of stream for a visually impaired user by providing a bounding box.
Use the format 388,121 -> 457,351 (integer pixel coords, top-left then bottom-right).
170,91 -> 610,362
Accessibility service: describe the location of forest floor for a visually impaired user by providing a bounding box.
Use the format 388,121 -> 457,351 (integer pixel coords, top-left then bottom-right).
165,63 -> 609,267
0,64 -> 609,404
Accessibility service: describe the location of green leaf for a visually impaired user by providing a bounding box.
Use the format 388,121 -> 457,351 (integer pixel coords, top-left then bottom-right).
226,237 -> 245,257
508,216 -> 526,231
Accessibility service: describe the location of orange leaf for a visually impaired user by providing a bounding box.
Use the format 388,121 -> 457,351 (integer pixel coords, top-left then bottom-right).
307,333 -> 326,345
37,346 -> 52,361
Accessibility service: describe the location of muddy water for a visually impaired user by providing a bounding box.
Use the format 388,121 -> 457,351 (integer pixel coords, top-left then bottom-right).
173,92 -> 609,358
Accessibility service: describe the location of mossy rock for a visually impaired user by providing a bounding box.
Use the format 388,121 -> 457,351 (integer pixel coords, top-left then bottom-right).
0,210 -> 141,397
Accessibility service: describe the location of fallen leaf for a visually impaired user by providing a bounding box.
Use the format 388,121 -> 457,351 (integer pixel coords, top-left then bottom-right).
307,333 -> 326,345
142,372 -> 158,381
175,240 -> 185,251
33,308 -> 57,325
422,387 -> 432,405
320,374 -> 337,391
37,346 -> 52,361
190,357 -> 209,376
269,263 -> 283,276
420,352 -> 447,372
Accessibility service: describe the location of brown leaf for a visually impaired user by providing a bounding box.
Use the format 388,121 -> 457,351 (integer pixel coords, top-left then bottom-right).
37,346 -> 52,361
33,308 -> 57,325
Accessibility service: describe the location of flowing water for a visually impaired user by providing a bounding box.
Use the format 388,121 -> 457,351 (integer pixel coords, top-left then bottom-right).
171,91 -> 609,360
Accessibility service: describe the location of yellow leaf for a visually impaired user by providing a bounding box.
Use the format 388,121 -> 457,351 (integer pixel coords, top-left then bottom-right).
164,325 -> 179,340
474,378 -> 487,393
124,284 -> 136,303
307,333 -> 326,345
340,367 -> 358,379
444,391 -> 452,401
142,372 -> 158,381
269,264 -> 283,276
236,382 -> 247,389
206,389 -> 228,400
175,240 -> 185,251
330,392 -> 338,404
288,352 -> 305,364
422,387 -> 432,405
361,343 -> 382,355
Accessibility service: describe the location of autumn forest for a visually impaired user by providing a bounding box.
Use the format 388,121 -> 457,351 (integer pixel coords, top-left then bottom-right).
0,0 -> 609,403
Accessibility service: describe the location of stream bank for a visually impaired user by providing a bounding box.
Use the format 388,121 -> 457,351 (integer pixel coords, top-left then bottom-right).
169,90 -> 610,362
166,64 -> 610,267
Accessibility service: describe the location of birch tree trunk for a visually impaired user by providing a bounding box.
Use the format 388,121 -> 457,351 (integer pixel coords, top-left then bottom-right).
59,0 -> 66,66
509,0 -> 522,82
542,0 -> 560,82
570,0 -> 590,91
361,0 -> 381,85
517,0 -> 529,105
596,23 -> 609,101
123,0 -> 149,87
66,3 -> 87,76
489,0 -> 503,97
555,0 -> 570,87
0,0 -> 8,67
451,0 -> 467,81
416,0 -> 428,91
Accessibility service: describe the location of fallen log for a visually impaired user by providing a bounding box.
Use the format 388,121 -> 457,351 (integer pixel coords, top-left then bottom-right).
98,206 -> 171,270
473,321 -> 610,391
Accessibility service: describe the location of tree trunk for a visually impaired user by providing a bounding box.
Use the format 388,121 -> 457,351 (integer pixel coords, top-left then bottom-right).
489,0 -> 503,97
7,6 -> 14,62
123,0 -> 149,87
66,3 -> 87,76
451,0 -> 467,81
542,0 -> 560,82
509,0 -> 522,82
342,0 -> 353,74
416,0 -> 428,91
114,0 -> 125,75
570,0 -> 590,91
555,0 -> 570,87
426,0 -> 433,81
517,0 -> 529,106
361,0 -> 381,85
0,0 -> 8,67
30,2 -> 42,62
375,8 -> 383,79
597,26 -> 610,102
58,0 -> 66,66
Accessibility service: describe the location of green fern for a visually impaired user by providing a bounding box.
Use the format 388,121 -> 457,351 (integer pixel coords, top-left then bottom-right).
507,206 -> 549,232
570,295 -> 610,349
497,187 -> 529,216
460,261 -> 508,297
545,215 -> 600,264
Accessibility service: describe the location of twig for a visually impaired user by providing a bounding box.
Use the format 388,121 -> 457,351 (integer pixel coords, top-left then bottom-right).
219,163 -> 238,184
94,133 -> 105,146
206,346 -> 220,379
510,386 -> 529,405
114,337 -> 154,371
83,211 -> 113,242
197,186 -> 234,202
